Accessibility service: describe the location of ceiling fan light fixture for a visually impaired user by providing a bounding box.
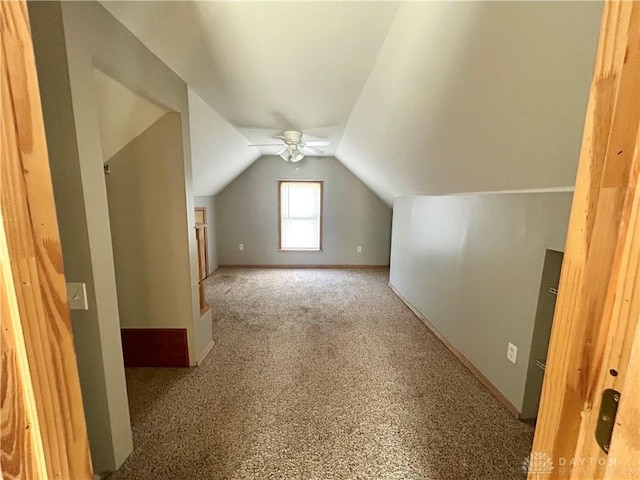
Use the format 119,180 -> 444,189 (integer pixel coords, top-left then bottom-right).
281,130 -> 303,144
279,144 -> 305,163
279,149 -> 291,162
249,129 -> 329,162
291,150 -> 304,163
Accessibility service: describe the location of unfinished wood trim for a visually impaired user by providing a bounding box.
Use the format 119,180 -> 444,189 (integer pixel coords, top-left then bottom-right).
319,181 -> 323,252
1,210 -> 47,480
601,120 -> 640,477
194,206 -> 207,226
219,264 -> 389,269
278,180 -> 282,250
120,328 -> 190,368
389,283 -> 520,418
531,2 -> 640,477
195,207 -> 209,279
574,105 -> 640,478
1,1 -> 93,477
604,283 -> 640,480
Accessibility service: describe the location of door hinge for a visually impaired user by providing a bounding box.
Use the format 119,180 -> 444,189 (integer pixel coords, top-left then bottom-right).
595,388 -> 620,455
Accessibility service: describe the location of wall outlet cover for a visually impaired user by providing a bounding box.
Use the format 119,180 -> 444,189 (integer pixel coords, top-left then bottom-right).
239,243 -> 244,251
507,342 -> 518,364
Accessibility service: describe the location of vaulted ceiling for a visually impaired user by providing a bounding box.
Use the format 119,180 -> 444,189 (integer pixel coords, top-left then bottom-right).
100,1 -> 603,204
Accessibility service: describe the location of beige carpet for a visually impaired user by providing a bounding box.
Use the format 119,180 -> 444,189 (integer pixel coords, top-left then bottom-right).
109,268 -> 533,479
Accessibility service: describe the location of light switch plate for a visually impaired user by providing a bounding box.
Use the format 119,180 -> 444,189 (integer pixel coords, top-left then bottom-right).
67,282 -> 88,310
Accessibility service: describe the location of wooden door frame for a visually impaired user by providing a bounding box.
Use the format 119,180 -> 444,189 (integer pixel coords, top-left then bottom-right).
530,2 -> 640,478
195,206 -> 209,278
1,1 -> 93,478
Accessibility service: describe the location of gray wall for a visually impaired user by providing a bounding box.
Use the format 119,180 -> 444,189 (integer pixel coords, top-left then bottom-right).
106,114 -> 202,335
389,192 -> 572,412
194,195 -> 219,274
29,1 -> 206,473
216,156 -> 392,266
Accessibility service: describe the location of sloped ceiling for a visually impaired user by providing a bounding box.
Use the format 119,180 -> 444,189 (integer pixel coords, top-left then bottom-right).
101,1 -> 602,203
100,1 -> 399,160
93,67 -> 170,161
188,88 -> 260,196
337,2 -> 603,204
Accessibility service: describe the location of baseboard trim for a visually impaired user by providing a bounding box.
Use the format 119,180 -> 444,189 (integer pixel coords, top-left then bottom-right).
196,339 -> 215,366
121,328 -> 190,368
219,264 -> 389,269
388,283 -> 520,418
205,265 -> 220,280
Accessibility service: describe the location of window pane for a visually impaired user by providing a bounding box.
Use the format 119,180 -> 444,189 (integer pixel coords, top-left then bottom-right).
280,183 -> 289,218
287,183 -> 320,218
280,181 -> 322,250
281,219 -> 320,249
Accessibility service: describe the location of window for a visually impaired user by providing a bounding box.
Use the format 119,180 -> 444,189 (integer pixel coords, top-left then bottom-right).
279,181 -> 322,251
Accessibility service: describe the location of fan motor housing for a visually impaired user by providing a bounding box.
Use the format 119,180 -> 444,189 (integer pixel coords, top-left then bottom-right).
282,130 -> 303,144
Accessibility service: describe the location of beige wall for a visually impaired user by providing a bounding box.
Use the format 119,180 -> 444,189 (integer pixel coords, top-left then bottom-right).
389,192 -> 572,412
29,1 -> 206,473
216,156 -> 391,266
106,113 -> 195,334
194,196 -> 219,274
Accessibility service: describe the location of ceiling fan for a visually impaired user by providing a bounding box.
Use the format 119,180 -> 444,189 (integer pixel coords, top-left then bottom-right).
249,130 -> 332,163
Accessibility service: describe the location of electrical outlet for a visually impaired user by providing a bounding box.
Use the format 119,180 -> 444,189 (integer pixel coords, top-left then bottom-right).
238,243 -> 244,251
357,245 -> 362,253
507,343 -> 518,364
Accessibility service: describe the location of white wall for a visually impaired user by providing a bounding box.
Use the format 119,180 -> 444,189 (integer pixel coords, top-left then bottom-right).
194,195 -> 219,274
337,1 -> 602,203
216,156 -> 391,266
389,192 -> 572,411
106,114 -> 195,334
188,88 -> 260,196
93,68 -> 169,160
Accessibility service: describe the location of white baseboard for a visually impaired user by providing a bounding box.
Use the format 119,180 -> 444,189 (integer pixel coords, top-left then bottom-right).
196,339 -> 215,366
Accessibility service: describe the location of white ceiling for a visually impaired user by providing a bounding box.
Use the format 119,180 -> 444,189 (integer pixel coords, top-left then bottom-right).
188,88 -> 260,196
100,1 -> 602,202
101,1 -> 399,159
93,67 -> 170,161
337,1 -> 603,203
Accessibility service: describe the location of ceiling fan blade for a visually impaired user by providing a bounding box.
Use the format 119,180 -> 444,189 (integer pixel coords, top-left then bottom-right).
303,140 -> 332,147
248,143 -> 285,147
275,147 -> 287,156
300,146 -> 324,155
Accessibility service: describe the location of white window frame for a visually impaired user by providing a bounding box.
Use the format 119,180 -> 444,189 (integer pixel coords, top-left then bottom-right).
278,180 -> 323,252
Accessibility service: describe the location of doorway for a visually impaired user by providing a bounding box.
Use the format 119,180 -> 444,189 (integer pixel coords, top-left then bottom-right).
195,206 -> 210,312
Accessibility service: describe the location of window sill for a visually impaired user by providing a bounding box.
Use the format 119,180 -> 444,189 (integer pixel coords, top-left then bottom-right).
278,248 -> 323,252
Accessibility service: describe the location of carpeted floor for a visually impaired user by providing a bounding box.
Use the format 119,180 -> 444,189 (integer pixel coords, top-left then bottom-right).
109,268 -> 533,479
